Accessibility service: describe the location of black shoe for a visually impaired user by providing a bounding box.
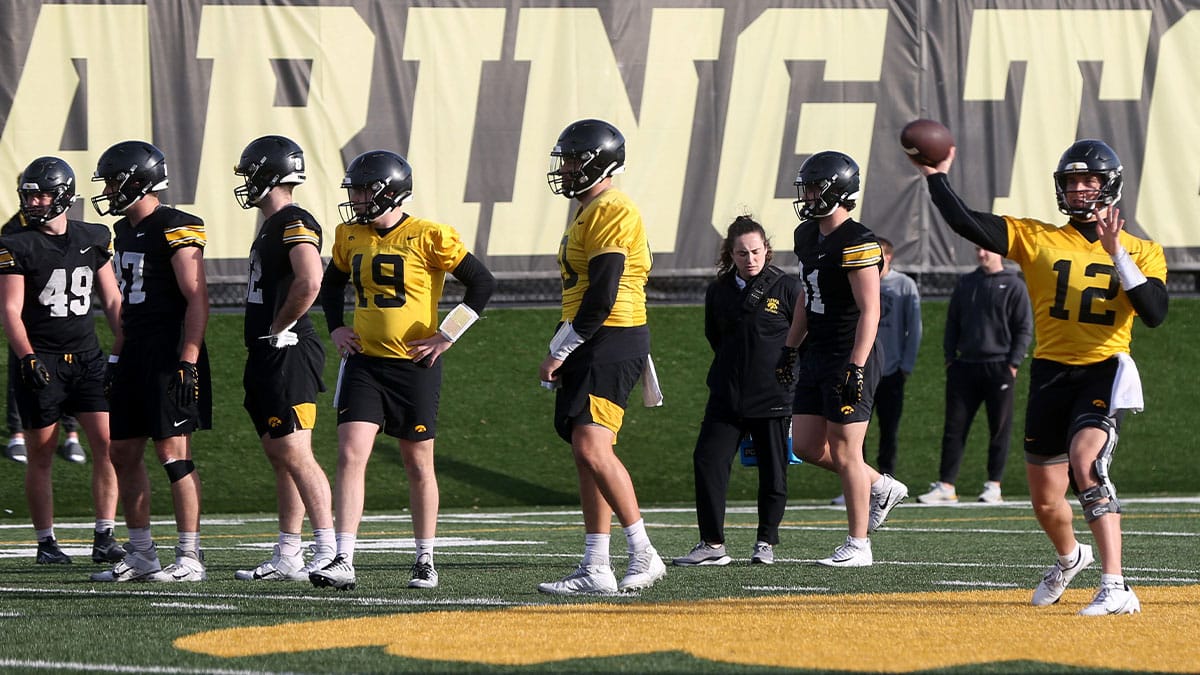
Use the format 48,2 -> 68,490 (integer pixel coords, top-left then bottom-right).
92,528 -> 125,563
36,537 -> 72,564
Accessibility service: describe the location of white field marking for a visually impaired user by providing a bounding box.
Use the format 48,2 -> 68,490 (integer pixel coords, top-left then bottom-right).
0,659 -> 297,674
932,580 -> 1021,588
0,611 -> 20,616
151,601 -> 238,611
1126,576 -> 1200,583
230,538 -> 546,551
0,586 -> 522,607
743,585 -> 831,592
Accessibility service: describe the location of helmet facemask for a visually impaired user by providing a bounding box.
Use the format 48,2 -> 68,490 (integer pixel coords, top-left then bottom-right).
338,178 -> 411,225
1054,169 -> 1122,219
547,149 -> 621,199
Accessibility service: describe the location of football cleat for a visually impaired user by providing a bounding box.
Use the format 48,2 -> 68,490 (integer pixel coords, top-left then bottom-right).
816,536 -> 873,567
309,554 -> 357,591
537,564 -> 618,595
1079,583 -> 1141,616
235,544 -> 306,581
619,547 -> 667,592
301,543 -> 336,575
672,542 -> 731,567
36,537 -> 72,564
869,474 -> 909,532
90,545 -> 161,582
151,547 -> 206,582
91,528 -> 125,563
1032,543 -> 1094,606
407,554 -> 438,589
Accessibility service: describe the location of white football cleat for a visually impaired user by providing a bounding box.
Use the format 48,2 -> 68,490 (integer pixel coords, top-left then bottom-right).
151,547 -> 206,582
619,547 -> 666,592
90,545 -> 161,582
537,564 -> 618,595
309,554 -> 357,591
235,544 -> 306,581
816,536 -> 873,567
1079,583 -> 1141,616
869,474 -> 909,532
1032,543 -> 1094,606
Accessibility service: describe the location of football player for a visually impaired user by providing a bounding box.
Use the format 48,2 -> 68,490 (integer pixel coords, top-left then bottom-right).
89,141 -> 212,583
230,135 -> 336,581
0,157 -> 125,565
536,119 -> 667,595
311,150 -> 495,591
911,140 -> 1168,615
777,151 -> 908,568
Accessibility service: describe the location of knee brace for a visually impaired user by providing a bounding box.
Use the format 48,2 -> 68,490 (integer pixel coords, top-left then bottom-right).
163,459 -> 196,483
1071,414 -> 1121,522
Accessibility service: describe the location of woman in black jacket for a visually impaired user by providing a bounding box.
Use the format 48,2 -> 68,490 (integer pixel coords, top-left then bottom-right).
673,216 -> 801,567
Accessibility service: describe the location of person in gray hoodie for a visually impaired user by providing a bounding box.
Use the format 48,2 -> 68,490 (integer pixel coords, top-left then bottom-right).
918,246 -> 1032,504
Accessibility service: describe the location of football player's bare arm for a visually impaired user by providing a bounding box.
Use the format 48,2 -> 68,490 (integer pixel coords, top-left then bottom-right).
171,246 -> 209,364
271,242 -> 322,334
0,273 -> 35,357
783,292 -> 808,349
95,261 -> 124,351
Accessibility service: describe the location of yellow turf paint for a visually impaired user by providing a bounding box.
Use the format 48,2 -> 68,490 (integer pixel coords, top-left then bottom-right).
175,586 -> 1200,671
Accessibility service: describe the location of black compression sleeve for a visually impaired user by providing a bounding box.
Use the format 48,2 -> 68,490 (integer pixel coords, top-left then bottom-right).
450,253 -> 496,314
1126,278 -> 1169,328
319,260 -> 350,333
572,252 -> 624,340
926,173 -> 1010,255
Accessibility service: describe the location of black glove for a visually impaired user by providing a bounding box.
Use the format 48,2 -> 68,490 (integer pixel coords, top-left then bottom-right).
104,360 -> 119,400
19,354 -> 50,391
168,361 -> 199,408
775,346 -> 799,386
837,362 -> 865,410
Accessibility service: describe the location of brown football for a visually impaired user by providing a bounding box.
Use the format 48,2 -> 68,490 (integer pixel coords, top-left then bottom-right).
900,119 -> 953,166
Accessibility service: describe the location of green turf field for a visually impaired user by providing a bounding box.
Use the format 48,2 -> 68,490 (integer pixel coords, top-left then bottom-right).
1,499 -> 1197,673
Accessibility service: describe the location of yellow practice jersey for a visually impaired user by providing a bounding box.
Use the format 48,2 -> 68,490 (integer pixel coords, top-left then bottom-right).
558,188 -> 650,326
331,215 -> 468,358
1004,216 -> 1167,365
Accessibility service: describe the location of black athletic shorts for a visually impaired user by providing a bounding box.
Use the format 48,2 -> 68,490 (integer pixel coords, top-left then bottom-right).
791,347 -> 882,424
1024,357 -> 1121,462
553,355 -> 645,444
109,337 -> 213,441
334,354 -> 440,440
243,334 -> 326,439
14,349 -> 107,429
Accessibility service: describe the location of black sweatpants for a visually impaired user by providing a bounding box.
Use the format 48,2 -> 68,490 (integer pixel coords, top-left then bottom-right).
692,415 -> 790,546
939,360 -> 1015,484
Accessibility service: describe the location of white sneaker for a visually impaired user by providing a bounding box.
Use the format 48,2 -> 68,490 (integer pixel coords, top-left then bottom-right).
151,547 -> 207,582
408,554 -> 438,589
1032,543 -> 1094,606
750,541 -> 775,565
301,543 -> 336,575
868,475 -> 909,532
830,494 -> 846,506
1079,582 -> 1141,616
816,536 -> 873,567
672,542 -> 731,566
619,547 -> 667,592
309,554 -> 357,591
916,481 -> 958,504
977,481 -> 1003,504
537,564 -> 618,595
90,545 -> 161,582
234,545 -> 306,581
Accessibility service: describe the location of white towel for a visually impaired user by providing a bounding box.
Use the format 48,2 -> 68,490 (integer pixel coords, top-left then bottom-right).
1110,352 -> 1144,414
641,354 -> 664,407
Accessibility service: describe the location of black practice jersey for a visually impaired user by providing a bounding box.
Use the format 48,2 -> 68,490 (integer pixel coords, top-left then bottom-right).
0,220 -> 113,353
244,204 -> 322,347
112,206 -> 206,338
793,217 -> 883,355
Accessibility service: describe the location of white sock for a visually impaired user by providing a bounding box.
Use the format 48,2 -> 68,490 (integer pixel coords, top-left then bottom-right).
849,536 -> 870,548
415,538 -> 435,564
623,518 -> 652,554
1058,543 -> 1081,568
177,531 -> 200,555
36,527 -> 54,541
278,531 -> 303,558
129,527 -> 153,553
1100,573 -> 1125,588
582,533 -> 611,568
95,519 -> 116,534
312,527 -> 335,551
336,532 -> 357,563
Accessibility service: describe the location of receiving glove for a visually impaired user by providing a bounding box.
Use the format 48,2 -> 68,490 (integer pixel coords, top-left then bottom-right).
259,320 -> 299,349
837,362 -> 865,410
168,361 -> 200,407
775,346 -> 799,386
19,354 -> 50,391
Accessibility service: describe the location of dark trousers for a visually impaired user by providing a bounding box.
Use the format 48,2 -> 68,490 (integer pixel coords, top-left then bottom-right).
939,360 -> 1015,484
7,350 -> 78,435
693,415 -> 790,546
872,370 -> 907,476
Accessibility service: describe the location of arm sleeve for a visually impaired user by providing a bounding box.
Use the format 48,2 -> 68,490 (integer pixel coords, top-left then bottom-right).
1126,277 -> 1168,328
572,251 -> 624,340
319,259 -> 350,333
449,253 -> 496,314
1007,284 -> 1034,367
926,173 -> 1010,255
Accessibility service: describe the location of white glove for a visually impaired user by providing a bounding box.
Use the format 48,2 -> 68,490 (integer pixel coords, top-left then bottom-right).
259,321 -> 299,349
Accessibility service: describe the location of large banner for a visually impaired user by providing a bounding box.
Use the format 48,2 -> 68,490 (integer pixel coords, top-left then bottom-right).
0,1 -> 1196,278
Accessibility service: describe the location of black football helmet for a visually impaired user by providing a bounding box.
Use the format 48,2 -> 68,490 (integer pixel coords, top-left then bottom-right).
91,140 -> 169,216
17,156 -> 76,225
338,150 -> 413,224
547,119 -> 625,199
793,151 -> 861,220
1053,139 -> 1123,218
233,135 -> 306,209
